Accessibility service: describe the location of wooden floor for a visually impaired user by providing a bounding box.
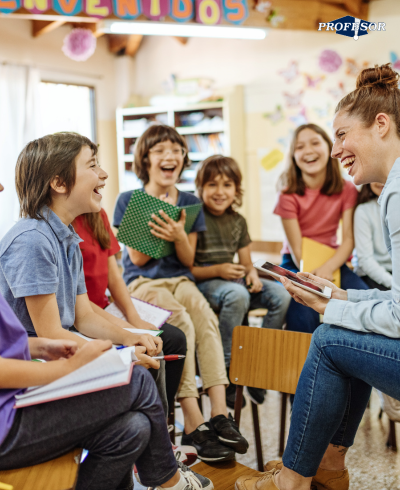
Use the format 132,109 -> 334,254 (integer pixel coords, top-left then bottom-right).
191,461 -> 262,490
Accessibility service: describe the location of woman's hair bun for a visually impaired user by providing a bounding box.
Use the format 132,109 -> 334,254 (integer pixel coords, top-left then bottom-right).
356,63 -> 399,90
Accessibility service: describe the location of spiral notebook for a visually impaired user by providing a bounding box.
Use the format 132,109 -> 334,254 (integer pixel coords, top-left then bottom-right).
14,347 -> 136,408
116,190 -> 203,259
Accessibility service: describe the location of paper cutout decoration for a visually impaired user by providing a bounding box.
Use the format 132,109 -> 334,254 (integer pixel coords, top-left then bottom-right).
290,106 -> 307,126
84,0 -> 112,16
54,0 -> 82,15
0,0 -> 21,12
328,81 -> 346,99
313,105 -> 331,118
170,0 -> 193,21
304,73 -> 324,89
24,0 -> 49,14
62,28 -> 97,61
278,130 -> 294,150
319,49 -> 342,73
345,58 -> 369,77
254,0 -> 271,14
278,61 -> 299,83
264,105 -> 284,125
113,0 -> 141,18
283,90 -> 304,107
196,0 -> 222,24
142,0 -> 170,20
261,149 -> 284,171
389,52 -> 400,71
222,0 -> 248,25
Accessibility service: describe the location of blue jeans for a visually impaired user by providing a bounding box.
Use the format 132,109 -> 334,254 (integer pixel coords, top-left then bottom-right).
283,323 -> 400,477
281,254 -> 369,334
197,278 -> 291,367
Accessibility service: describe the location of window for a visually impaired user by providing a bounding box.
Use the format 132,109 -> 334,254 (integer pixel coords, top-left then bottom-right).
39,82 -> 96,142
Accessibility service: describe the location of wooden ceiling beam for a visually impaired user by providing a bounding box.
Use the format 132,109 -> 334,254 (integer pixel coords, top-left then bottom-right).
32,19 -> 66,37
70,21 -> 104,37
108,34 -> 129,53
174,36 -> 189,45
125,34 -> 143,57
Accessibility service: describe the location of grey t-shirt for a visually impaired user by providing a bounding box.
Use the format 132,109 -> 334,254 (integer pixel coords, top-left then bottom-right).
0,206 -> 87,336
195,208 -> 251,266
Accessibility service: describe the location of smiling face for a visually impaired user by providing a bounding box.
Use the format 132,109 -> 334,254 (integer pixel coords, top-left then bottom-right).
67,145 -> 108,214
202,173 -> 237,216
331,110 -> 384,185
293,128 -> 331,179
147,140 -> 185,189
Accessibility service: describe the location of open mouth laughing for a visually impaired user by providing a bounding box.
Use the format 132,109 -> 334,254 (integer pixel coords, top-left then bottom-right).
341,155 -> 356,173
93,184 -> 105,196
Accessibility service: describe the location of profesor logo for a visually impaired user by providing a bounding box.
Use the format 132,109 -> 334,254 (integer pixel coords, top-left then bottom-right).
318,15 -> 386,40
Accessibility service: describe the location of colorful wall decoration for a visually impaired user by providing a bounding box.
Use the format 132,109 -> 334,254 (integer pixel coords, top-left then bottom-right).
0,0 -> 248,24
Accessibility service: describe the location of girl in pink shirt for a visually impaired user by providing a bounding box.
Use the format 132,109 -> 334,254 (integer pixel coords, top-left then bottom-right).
274,123 -> 368,333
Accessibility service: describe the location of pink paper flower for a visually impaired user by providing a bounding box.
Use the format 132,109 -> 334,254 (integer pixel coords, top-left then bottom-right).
319,50 -> 342,73
62,28 -> 97,62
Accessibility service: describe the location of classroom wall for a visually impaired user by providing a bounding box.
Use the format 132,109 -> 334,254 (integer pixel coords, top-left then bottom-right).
133,0 -> 400,241
0,18 -> 128,220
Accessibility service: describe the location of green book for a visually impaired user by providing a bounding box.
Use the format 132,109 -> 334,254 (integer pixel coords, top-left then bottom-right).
116,190 -> 203,259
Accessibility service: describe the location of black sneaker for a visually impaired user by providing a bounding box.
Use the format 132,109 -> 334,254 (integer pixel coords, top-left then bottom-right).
226,381 -> 246,410
245,387 -> 266,405
181,422 -> 235,462
210,413 -> 249,454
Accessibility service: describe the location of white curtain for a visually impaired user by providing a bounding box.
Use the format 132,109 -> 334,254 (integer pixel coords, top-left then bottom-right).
0,65 -> 42,239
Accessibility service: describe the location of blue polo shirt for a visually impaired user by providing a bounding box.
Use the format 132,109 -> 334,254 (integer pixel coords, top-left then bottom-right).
0,206 -> 87,337
113,189 -> 206,285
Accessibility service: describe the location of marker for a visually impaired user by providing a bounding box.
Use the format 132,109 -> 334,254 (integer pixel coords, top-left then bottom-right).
152,355 -> 186,361
116,345 -> 127,350
166,192 -> 169,197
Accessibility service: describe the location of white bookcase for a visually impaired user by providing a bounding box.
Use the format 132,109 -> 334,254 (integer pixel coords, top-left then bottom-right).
115,87 -> 246,210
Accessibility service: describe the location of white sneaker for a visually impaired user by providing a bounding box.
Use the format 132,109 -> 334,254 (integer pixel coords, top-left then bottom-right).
154,461 -> 213,490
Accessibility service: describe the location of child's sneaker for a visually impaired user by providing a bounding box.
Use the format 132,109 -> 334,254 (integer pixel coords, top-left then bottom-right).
210,413 -> 249,454
172,444 -> 198,465
153,461 -> 214,489
181,422 -> 235,462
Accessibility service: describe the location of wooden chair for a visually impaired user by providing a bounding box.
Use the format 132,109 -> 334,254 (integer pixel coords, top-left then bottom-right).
0,449 -> 82,490
230,326 -> 312,470
191,460 -> 261,490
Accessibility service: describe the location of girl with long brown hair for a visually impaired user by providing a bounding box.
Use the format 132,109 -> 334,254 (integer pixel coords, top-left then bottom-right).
273,123 -> 368,334
236,64 -> 400,490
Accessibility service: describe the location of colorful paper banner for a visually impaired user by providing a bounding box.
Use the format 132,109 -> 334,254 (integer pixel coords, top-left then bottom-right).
196,0 -> 221,25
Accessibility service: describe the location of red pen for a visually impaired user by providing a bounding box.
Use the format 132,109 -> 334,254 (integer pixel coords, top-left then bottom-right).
152,355 -> 186,361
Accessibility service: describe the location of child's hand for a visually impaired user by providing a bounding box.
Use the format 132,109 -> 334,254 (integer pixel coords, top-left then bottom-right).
37,339 -> 78,361
149,209 -> 187,243
68,340 -> 112,371
134,345 -> 161,370
245,268 -> 263,293
159,194 -> 175,205
124,331 -> 163,356
311,264 -> 335,281
217,263 -> 246,280
130,319 -> 158,331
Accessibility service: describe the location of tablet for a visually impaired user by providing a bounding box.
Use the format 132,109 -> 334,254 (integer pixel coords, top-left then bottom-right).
253,259 -> 332,299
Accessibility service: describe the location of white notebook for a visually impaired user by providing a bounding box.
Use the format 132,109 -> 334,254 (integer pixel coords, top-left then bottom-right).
105,297 -> 172,329
14,347 -> 137,408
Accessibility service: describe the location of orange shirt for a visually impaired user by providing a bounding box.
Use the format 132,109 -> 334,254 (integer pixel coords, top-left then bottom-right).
273,180 -> 358,255
73,209 -> 120,309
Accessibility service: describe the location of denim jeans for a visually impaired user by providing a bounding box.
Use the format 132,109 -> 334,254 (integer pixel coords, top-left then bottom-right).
0,366 -> 177,490
197,278 -> 291,367
281,254 -> 369,334
283,323 -> 400,477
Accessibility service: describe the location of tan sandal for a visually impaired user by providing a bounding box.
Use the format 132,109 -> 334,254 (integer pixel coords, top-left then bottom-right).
235,469 -> 280,490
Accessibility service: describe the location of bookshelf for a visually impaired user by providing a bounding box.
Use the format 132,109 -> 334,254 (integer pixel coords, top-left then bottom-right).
115,87 -> 246,215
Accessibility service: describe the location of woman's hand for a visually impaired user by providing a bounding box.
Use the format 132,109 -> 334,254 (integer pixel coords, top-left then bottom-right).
245,268 -> 263,293
134,346 -> 161,370
280,277 -> 330,314
149,209 -> 187,243
311,264 -> 335,282
123,332 -> 163,356
217,263 -> 246,280
298,272 -> 347,301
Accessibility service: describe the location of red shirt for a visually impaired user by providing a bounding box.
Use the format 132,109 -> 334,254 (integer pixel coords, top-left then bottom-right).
73,209 -> 120,309
274,179 -> 358,254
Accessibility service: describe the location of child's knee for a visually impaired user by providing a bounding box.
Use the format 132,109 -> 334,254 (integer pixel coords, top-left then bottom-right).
223,286 -> 250,311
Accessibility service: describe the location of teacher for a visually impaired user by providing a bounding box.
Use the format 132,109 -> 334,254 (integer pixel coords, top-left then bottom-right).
236,63 -> 400,490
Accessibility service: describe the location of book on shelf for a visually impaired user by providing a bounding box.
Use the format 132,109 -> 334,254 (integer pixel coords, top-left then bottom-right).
14,347 -> 137,408
185,133 -> 225,154
116,190 -> 203,259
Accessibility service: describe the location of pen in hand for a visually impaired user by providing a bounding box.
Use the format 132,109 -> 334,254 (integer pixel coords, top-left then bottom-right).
152,355 -> 185,361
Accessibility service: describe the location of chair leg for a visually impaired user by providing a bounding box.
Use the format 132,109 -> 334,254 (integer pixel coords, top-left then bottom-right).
168,404 -> 175,444
251,401 -> 264,471
234,385 -> 244,427
387,419 -> 397,451
279,392 -> 287,457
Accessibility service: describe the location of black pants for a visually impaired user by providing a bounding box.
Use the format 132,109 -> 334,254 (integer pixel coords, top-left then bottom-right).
360,275 -> 390,291
159,323 -> 186,413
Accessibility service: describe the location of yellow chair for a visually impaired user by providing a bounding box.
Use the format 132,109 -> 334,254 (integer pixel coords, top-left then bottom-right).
300,237 -> 341,287
0,449 -> 82,490
230,326 -> 312,470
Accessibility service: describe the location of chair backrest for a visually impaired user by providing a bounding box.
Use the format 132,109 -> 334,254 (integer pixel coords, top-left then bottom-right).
0,449 -> 82,490
230,326 -> 312,395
